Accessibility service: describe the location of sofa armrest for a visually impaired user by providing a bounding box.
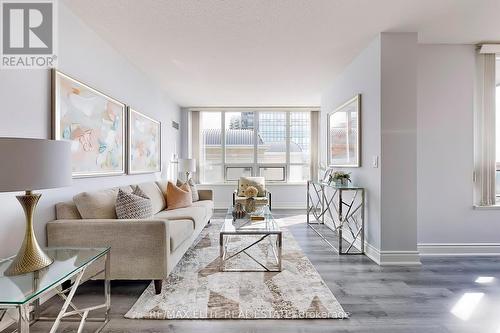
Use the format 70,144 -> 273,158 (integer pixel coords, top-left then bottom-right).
46,219 -> 169,279
198,189 -> 213,201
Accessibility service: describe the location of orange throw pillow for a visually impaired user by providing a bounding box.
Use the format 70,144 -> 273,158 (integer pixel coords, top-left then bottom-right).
166,181 -> 192,210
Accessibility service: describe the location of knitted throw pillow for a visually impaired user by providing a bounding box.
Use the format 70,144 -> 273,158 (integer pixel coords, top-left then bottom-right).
115,186 -> 153,219
177,178 -> 199,202
166,181 -> 192,210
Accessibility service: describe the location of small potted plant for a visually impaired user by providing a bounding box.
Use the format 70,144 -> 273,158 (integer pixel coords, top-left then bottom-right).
329,171 -> 351,186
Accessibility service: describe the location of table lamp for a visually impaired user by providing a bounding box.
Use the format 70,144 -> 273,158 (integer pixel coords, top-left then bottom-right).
0,138 -> 72,276
178,158 -> 196,181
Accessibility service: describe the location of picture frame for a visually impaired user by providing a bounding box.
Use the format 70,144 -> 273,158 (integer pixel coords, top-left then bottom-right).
52,70 -> 126,178
327,94 -> 361,167
128,108 -> 161,174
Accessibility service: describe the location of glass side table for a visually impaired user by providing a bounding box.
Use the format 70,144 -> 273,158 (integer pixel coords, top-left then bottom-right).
307,181 -> 365,255
0,247 -> 110,333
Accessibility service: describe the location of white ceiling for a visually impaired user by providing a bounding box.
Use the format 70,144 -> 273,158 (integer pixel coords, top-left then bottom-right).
63,0 -> 500,107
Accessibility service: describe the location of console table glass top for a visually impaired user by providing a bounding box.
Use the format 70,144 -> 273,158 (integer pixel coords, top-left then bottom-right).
0,247 -> 109,305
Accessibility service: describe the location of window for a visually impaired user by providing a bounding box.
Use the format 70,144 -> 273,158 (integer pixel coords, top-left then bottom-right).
200,112 -> 223,183
225,112 -> 254,163
195,109 -> 315,183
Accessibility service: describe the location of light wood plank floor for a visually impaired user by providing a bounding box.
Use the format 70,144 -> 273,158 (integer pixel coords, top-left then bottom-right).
26,210 -> 500,332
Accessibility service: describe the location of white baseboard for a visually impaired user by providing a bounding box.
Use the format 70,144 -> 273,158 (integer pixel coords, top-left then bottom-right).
340,229 -> 421,266
379,250 -> 421,266
418,243 -> 500,256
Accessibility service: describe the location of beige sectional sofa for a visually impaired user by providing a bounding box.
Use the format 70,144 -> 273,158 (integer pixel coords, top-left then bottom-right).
46,180 -> 213,294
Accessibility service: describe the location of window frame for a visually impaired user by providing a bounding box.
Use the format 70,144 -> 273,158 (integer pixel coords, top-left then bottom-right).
193,108 -> 317,184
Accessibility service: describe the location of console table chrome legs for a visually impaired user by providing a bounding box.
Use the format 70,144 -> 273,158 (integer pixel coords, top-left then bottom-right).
307,181 -> 365,255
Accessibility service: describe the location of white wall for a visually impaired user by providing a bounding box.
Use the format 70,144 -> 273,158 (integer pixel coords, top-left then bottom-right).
380,33 -> 418,255
321,33 -> 420,264
0,3 -> 181,258
417,44 -> 500,253
320,36 -> 382,250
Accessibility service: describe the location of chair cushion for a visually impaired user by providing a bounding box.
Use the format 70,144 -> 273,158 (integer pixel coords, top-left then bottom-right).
135,182 -> 166,214
115,186 -> 153,219
154,206 -> 206,229
169,219 -> 194,252
235,196 -> 268,206
177,179 -> 199,202
166,181 -> 193,210
55,201 -> 82,220
237,177 -> 266,197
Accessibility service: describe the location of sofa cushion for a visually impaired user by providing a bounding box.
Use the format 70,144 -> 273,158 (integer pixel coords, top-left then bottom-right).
237,177 -> 266,197
55,201 -> 82,220
169,219 -> 194,252
136,182 -> 166,214
74,188 -> 120,219
154,206 -> 206,229
177,179 -> 199,202
115,187 -> 153,219
166,181 -> 192,210
190,200 -> 214,221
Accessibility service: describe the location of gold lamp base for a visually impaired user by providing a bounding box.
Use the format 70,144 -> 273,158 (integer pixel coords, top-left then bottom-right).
5,191 -> 53,276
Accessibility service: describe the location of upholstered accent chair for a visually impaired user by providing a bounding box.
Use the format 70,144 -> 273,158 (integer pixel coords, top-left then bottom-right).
232,176 -> 272,210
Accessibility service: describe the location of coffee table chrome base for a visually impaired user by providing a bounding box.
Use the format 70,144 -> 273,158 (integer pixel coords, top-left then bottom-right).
220,233 -> 282,272
2,252 -> 110,333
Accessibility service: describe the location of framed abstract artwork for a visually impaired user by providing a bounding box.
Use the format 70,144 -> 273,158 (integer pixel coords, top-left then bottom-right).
327,94 -> 361,167
128,108 -> 161,174
52,70 -> 126,177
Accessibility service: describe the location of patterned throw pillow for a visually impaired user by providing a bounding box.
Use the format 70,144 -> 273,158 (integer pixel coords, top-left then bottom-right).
237,177 -> 266,197
115,186 -> 153,219
177,178 -> 199,202
166,181 -> 193,210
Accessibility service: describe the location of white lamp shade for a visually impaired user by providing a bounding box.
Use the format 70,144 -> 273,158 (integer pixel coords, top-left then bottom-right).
0,138 -> 72,192
178,158 -> 196,173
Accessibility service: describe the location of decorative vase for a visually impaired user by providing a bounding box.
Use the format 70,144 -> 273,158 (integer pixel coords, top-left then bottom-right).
244,197 -> 256,213
341,178 -> 349,186
232,203 -> 246,220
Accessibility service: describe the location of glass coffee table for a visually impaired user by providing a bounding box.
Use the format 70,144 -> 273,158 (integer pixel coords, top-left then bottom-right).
220,206 -> 282,272
0,247 -> 110,333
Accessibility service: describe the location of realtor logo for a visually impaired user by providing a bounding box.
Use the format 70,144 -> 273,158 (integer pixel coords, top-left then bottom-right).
1,0 -> 57,68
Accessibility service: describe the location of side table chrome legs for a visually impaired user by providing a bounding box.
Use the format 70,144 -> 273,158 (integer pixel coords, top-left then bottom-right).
6,251 -> 111,333
307,181 -> 365,255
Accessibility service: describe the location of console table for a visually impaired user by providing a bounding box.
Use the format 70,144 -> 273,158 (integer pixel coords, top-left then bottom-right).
307,181 -> 365,255
0,247 -> 110,333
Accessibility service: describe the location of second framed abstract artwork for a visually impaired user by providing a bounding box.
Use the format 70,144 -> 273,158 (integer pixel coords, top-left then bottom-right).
128,108 -> 161,174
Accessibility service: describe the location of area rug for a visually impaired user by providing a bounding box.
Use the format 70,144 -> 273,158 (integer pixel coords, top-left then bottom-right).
125,217 -> 348,319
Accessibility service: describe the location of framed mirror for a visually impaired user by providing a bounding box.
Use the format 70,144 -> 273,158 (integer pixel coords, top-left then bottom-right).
327,94 -> 361,167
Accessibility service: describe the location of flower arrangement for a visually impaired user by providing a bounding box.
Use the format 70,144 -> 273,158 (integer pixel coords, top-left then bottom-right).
329,171 -> 351,186
244,186 -> 258,198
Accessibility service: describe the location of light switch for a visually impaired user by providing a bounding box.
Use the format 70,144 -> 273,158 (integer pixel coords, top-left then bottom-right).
372,156 -> 379,168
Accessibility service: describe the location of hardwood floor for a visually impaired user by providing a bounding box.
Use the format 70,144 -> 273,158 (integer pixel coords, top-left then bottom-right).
28,210 -> 500,332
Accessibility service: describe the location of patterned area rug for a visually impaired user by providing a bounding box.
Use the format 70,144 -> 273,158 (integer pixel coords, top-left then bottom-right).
125,218 -> 347,319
